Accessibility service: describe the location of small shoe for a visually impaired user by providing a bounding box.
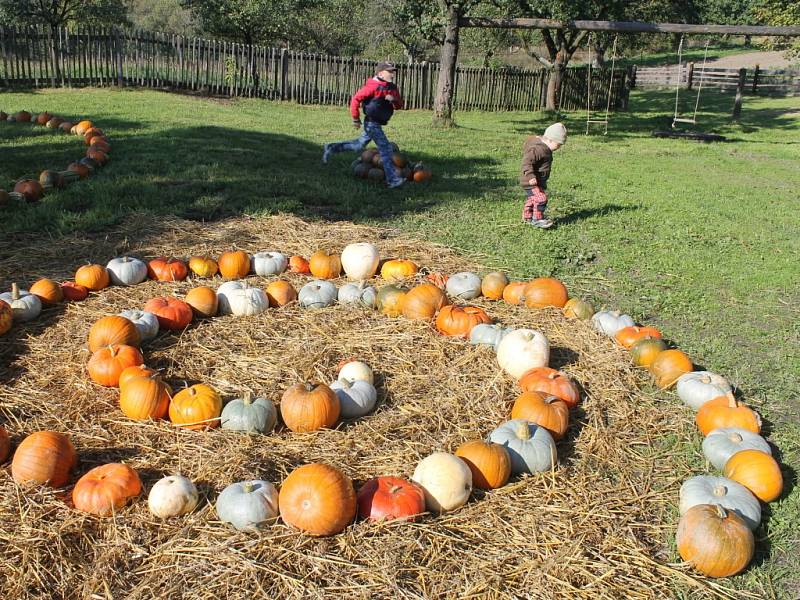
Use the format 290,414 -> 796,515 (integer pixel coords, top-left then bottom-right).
526,218 -> 554,229
321,144 -> 333,164
388,178 -> 406,189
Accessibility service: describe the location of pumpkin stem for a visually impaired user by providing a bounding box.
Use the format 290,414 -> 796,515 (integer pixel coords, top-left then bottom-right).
715,504 -> 728,520
712,485 -> 728,497
548,372 -> 559,380
515,421 -> 532,441
728,432 -> 744,443
303,382 -> 315,393
242,482 -> 254,493
544,395 -> 560,405
389,485 -> 402,495
243,392 -> 252,405
700,375 -> 712,384
11,282 -> 19,300
725,392 -> 737,408
107,345 -> 117,357
338,378 -> 352,390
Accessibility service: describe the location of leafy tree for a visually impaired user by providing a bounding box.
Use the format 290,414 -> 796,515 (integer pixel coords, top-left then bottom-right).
0,0 -> 128,28
750,0 -> 800,56
127,0 -> 198,34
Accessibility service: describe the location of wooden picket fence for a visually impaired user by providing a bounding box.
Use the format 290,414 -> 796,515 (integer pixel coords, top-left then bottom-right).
632,63 -> 800,95
0,26 -> 630,112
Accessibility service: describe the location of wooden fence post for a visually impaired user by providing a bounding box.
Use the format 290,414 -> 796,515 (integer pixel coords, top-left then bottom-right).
280,47 -> 288,100
733,67 -> 746,120
114,28 -> 124,87
686,61 -> 694,90
752,63 -> 759,94
629,64 -> 637,89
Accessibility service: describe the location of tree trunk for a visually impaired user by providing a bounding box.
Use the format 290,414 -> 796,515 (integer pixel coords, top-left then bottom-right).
591,42 -> 605,69
545,51 -> 566,111
432,2 -> 461,127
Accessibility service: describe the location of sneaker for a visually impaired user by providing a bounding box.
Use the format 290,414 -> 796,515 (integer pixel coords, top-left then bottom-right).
526,218 -> 554,229
321,144 -> 333,164
387,178 -> 406,189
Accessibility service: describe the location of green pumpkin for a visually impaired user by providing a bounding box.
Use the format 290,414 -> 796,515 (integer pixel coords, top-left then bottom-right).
59,170 -> 81,186
220,393 -> 277,434
39,170 -> 64,190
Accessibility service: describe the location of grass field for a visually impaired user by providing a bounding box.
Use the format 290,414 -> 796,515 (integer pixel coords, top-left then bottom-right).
1,86 -> 799,596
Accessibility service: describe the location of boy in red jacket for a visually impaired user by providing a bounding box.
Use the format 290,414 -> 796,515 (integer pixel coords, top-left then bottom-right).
323,62 -> 406,188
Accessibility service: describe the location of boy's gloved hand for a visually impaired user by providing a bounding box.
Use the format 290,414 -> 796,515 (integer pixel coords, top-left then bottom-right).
385,94 -> 396,102
353,119 -> 362,129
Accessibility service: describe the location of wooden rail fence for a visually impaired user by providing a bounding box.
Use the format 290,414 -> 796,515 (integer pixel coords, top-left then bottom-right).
0,26 -> 630,113
632,63 -> 800,95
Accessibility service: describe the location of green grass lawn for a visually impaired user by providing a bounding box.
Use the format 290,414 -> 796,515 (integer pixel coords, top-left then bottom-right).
1,86 -> 799,596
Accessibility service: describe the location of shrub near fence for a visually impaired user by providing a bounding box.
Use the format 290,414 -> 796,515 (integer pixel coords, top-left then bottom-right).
0,26 -> 630,112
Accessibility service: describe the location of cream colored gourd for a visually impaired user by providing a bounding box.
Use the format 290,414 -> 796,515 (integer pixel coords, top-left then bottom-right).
446,272 -> 482,300
340,242 -> 380,280
119,309 -> 160,342
702,427 -> 772,470
1,283 -> 42,322
298,280 -> 338,308
106,256 -> 148,286
496,328 -> 549,379
411,452 -> 472,513
252,251 -> 288,276
216,281 -> 269,316
337,282 -> 377,307
338,361 -> 373,385
148,475 -> 199,518
216,480 -> 279,531
591,310 -> 635,337
679,475 -> 761,531
677,371 -> 733,411
329,378 -> 377,419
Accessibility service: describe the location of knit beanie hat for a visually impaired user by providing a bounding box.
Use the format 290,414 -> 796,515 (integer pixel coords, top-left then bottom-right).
544,123 -> 567,144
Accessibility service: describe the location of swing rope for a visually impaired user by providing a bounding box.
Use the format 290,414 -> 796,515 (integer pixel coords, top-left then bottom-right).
672,37 -> 710,127
585,34 -> 618,135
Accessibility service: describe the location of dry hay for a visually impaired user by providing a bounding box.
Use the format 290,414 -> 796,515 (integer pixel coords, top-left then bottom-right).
0,214 -> 746,599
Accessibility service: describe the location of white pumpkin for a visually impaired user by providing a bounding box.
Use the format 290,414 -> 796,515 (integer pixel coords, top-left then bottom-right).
411,452 -> 472,513
591,310 -> 635,337
220,393 -> 277,434
329,378 -> 377,419
298,280 -> 338,309
106,256 -> 148,286
337,282 -> 377,307
216,480 -> 279,531
216,280 -> 269,316
340,242 -> 380,280
677,371 -> 733,411
702,427 -> 772,471
445,272 -> 482,300
119,309 -> 159,342
338,361 -> 373,385
252,251 -> 288,276
469,323 -> 513,352
496,328 -> 549,379
0,283 -> 42,322
679,475 -> 761,530
488,419 -> 557,475
148,475 -> 199,518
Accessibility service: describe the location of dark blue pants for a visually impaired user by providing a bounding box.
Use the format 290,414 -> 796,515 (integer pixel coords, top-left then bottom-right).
328,121 -> 402,185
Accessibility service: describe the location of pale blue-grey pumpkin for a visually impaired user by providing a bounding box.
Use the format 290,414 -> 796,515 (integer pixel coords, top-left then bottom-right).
216,480 -> 279,530
298,280 -> 338,309
469,324 -> 513,352
329,378 -> 377,419
220,393 -> 277,434
591,310 -> 635,337
337,282 -> 377,308
702,427 -> 772,471
119,309 -> 160,342
445,272 -> 482,300
677,371 -> 732,411
679,475 -> 761,530
252,251 -> 288,276
0,283 -> 41,322
106,256 -> 148,286
488,419 -> 557,475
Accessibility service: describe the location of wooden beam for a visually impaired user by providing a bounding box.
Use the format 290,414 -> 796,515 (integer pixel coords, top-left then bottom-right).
459,18 -> 800,37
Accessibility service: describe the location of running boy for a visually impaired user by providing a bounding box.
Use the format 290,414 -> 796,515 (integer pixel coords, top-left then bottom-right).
521,123 -> 567,229
322,62 -> 405,188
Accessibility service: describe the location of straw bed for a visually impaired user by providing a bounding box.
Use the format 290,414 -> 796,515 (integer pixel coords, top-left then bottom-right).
0,214 -> 744,599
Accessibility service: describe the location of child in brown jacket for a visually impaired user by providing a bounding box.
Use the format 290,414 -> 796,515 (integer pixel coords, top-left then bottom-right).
520,123 -> 567,229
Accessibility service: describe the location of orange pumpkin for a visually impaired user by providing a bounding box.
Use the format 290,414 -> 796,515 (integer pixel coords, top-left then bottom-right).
518,367 -> 580,409
630,337 -> 668,368
14,179 -> 44,202
82,127 -> 104,144
72,463 -> 142,515
88,315 -> 141,352
677,504 -> 754,578
60,281 -> 89,301
401,282 -> 449,320
0,425 -> 9,462
188,256 -> 218,278
289,255 -> 310,273
502,281 -> 527,305
87,344 -> 144,387
11,431 -> 77,487
650,349 -> 693,389
511,391 -> 570,440
86,148 -> 108,165
15,111 -> 32,122
280,382 -> 340,432
67,162 -> 91,179
615,326 -> 663,349
278,463 -> 357,536
435,305 -> 492,338
425,272 -> 449,289
266,280 -> 297,307
413,168 -> 432,182
143,297 -> 193,330
523,277 -> 568,309
119,373 -> 171,420
147,257 -> 188,282
218,250 -> 251,279
74,120 -> 94,135
563,298 -> 594,320
481,272 -> 509,300
376,285 -> 407,317
36,112 -> 52,125
185,286 -> 218,317
118,365 -> 158,389
29,278 -> 63,304
723,449 -> 783,503
696,393 -> 761,436
380,259 -> 419,282
309,251 -> 342,279
0,301 -> 11,336
89,139 -> 111,154
455,440 -> 511,490
75,264 -> 110,291
169,384 -> 222,430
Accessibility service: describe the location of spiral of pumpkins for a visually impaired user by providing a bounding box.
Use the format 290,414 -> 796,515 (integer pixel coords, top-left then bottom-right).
350,146 -> 432,183
0,109 -> 110,206
0,245 -> 783,574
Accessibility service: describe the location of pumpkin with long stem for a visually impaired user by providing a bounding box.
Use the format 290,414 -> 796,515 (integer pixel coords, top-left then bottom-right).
0,283 -> 42,322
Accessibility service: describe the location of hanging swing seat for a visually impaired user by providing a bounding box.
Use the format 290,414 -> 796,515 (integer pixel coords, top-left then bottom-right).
672,117 -> 698,124
651,130 -> 726,142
